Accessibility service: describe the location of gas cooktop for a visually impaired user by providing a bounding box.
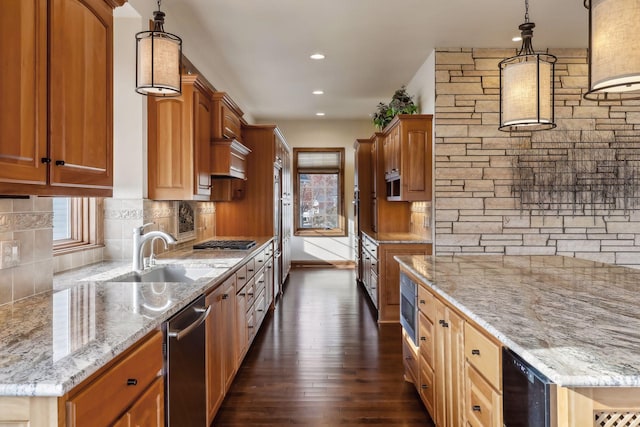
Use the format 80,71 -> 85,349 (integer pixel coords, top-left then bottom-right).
193,239 -> 257,250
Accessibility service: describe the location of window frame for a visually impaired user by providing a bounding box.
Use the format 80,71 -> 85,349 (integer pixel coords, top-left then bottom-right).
293,147 -> 346,237
53,198 -> 103,254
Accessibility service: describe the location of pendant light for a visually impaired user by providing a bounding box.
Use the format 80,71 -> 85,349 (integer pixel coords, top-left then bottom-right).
584,0 -> 640,101
135,0 -> 182,96
499,0 -> 556,132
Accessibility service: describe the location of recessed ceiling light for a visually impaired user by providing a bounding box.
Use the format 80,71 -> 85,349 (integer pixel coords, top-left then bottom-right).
312,90 -> 324,95
512,36 -> 522,42
316,112 -> 325,116
310,53 -> 325,60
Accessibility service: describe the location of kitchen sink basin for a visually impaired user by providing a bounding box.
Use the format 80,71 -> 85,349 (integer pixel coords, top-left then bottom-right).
108,265 -> 216,283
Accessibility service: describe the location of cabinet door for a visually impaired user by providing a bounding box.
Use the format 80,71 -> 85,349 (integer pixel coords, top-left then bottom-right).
49,0 -> 113,190
147,89 -> 192,200
434,298 -> 447,427
205,289 -> 224,423
126,377 -> 165,427
194,89 -> 212,198
235,285 -> 249,363
446,308 -> 465,427
222,278 -> 237,391
0,0 -> 47,186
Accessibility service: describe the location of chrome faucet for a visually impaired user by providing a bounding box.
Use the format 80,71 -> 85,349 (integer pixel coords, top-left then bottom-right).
132,223 -> 177,271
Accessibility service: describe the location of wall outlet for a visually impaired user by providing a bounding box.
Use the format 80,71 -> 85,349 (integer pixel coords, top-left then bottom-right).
0,240 -> 20,269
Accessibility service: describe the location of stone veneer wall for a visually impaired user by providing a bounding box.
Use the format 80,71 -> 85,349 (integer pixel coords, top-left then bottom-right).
435,48 -> 640,267
0,197 -> 54,305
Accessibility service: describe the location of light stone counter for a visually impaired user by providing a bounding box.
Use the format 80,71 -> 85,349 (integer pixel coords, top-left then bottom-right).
396,254 -> 640,387
0,237 -> 272,397
362,230 -> 432,244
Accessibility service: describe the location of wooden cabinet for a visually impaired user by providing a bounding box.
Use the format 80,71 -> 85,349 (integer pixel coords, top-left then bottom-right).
354,138 -> 373,284
0,0 -> 121,196
205,275 -> 236,425
433,298 -> 465,427
464,323 -> 502,427
378,241 -> 432,323
211,92 -> 244,143
65,331 -> 163,427
381,114 -> 432,202
361,234 -> 379,308
211,140 -> 251,179
114,377 -> 164,427
402,265 -> 503,427
216,125 -> 292,288
147,74 -> 212,200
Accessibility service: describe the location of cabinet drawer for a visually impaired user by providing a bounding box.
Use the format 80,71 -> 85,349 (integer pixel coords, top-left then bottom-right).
418,284 -> 436,321
419,357 -> 436,420
245,258 -> 256,279
236,264 -> 248,288
402,331 -> 419,385
67,331 -> 163,427
222,104 -> 242,142
254,272 -> 266,296
418,312 -> 434,368
254,288 -> 266,321
244,278 -> 256,309
465,363 -> 502,427
254,249 -> 266,271
464,323 -> 501,390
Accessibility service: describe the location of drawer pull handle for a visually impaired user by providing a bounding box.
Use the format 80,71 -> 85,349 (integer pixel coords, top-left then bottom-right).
471,349 -> 480,356
248,325 -> 254,329
420,336 -> 426,341
248,268 -> 254,272
55,160 -> 65,166
222,294 -> 229,300
472,405 -> 481,412
127,379 -> 138,386
419,299 -> 426,304
238,276 -> 246,280
248,292 -> 254,296
439,320 -> 449,328
257,309 -> 264,312
405,356 -> 412,361
421,384 -> 429,390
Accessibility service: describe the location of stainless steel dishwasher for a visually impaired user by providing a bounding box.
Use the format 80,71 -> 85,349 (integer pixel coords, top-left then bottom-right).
164,295 -> 210,426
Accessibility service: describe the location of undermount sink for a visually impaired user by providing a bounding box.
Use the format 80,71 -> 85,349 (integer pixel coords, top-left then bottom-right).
109,265 -> 216,283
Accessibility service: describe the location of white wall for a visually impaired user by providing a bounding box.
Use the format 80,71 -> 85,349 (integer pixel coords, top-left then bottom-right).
113,4 -> 147,199
267,119 -> 374,262
407,49 -> 436,115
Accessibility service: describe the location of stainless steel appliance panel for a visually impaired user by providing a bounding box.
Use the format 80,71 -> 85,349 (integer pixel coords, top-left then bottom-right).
165,295 -> 210,426
399,272 -> 419,346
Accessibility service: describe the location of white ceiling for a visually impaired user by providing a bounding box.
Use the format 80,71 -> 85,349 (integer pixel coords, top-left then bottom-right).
127,0 -> 588,121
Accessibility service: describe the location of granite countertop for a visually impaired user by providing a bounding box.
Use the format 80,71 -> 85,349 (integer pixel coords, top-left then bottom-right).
362,230 -> 432,244
396,254 -> 640,388
0,237 -> 272,397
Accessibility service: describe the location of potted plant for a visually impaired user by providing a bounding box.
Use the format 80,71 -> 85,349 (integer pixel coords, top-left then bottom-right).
372,86 -> 419,130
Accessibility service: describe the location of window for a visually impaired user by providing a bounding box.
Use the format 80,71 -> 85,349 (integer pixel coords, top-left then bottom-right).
293,148 -> 345,237
53,197 -> 102,252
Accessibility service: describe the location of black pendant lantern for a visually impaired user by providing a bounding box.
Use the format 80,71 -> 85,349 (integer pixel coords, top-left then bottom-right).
584,0 -> 640,101
499,0 -> 556,132
135,0 -> 182,97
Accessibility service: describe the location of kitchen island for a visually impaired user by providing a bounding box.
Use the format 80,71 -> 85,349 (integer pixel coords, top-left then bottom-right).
0,237 -> 274,426
396,254 -> 640,427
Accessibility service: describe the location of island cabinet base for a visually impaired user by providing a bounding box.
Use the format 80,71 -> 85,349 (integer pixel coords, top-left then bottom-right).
556,387 -> 640,427
0,396 -> 60,427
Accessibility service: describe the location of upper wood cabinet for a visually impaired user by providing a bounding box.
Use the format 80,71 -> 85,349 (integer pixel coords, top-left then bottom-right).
147,75 -> 212,200
211,140 -> 251,179
0,0 -> 121,196
382,114 -> 433,202
212,92 -> 244,143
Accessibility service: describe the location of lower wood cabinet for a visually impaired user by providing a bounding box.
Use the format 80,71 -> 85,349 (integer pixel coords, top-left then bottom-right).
65,331 -> 164,427
205,274 -> 237,425
401,266 -> 500,427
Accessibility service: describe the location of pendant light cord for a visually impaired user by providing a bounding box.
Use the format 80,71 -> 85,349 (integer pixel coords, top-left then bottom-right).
524,0 -> 530,23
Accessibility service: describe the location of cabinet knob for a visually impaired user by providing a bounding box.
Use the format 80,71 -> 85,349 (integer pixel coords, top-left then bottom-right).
222,294 -> 229,300
126,378 -> 138,386
472,405 -> 481,412
471,349 -> 480,356
55,160 -> 65,166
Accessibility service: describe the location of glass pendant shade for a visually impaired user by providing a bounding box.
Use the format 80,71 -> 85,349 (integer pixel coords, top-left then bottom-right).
585,0 -> 640,100
135,9 -> 182,97
499,21 -> 556,132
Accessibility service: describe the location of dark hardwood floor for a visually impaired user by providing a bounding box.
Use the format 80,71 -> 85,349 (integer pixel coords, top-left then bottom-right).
213,268 -> 434,426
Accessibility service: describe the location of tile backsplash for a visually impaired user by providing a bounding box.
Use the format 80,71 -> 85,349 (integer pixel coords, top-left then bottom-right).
0,197 -> 54,305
